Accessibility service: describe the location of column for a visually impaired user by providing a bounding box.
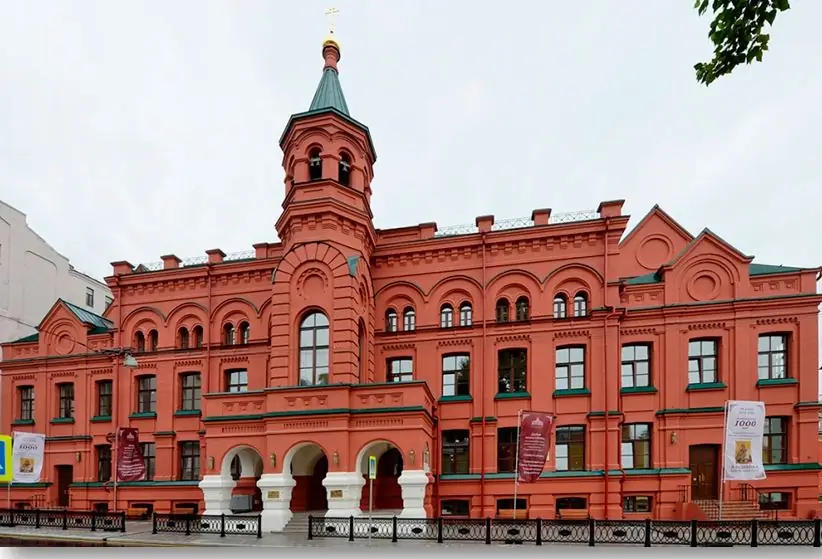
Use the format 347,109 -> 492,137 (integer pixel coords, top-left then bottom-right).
322,472 -> 364,518
398,469 -> 430,518
198,475 -> 236,515
257,473 -> 297,533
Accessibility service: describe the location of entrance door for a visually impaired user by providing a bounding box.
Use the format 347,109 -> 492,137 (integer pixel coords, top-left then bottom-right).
55,466 -> 73,508
689,445 -> 719,500
307,456 -> 328,511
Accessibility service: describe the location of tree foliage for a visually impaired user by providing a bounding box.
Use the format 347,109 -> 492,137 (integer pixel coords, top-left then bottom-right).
694,0 -> 791,86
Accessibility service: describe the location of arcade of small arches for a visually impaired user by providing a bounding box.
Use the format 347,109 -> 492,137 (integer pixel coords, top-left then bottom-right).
131,319 -> 253,352
198,440 -> 430,533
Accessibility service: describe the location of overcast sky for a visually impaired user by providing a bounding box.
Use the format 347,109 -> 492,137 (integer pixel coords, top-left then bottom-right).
0,1 -> 819,372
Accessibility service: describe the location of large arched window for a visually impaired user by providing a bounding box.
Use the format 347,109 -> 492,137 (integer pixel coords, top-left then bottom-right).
192,325 -> 204,348
515,297 -> 530,321
223,323 -> 235,345
440,304 -> 454,328
573,293 -> 588,317
385,309 -> 398,333
299,312 -> 330,386
238,321 -> 250,344
134,331 -> 146,353
148,330 -> 159,352
553,295 -> 568,319
496,299 -> 510,323
459,303 -> 473,327
178,328 -> 189,349
403,308 -> 416,331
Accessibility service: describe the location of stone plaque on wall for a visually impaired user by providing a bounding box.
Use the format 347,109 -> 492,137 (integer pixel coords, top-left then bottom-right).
329,489 -> 343,499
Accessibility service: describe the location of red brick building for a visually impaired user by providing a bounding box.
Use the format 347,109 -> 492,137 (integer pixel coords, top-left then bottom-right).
2,32 -> 821,531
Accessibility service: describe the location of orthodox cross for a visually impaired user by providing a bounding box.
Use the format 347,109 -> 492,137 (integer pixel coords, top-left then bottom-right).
325,7 -> 340,33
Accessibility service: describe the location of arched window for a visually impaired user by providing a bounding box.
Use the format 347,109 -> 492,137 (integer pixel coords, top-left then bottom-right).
440,304 -> 454,328
192,325 -> 204,348
135,331 -> 146,353
403,308 -> 416,331
573,293 -> 588,317
299,311 -> 330,386
553,295 -> 568,319
148,330 -> 159,352
496,299 -> 509,323
223,323 -> 235,345
308,148 -> 322,181
459,303 -> 473,327
230,455 -> 241,481
386,309 -> 398,333
238,322 -> 250,344
515,297 -> 530,321
338,152 -> 351,186
178,328 -> 189,349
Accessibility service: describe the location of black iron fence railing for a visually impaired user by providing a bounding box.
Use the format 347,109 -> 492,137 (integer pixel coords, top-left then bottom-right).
0,508 -> 126,532
308,516 -> 822,547
152,513 -> 262,539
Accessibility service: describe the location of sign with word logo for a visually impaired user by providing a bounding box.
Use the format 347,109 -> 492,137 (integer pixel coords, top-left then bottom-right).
116,428 -> 146,482
723,400 -> 766,481
368,455 -> 377,480
11,432 -> 45,483
0,435 -> 11,483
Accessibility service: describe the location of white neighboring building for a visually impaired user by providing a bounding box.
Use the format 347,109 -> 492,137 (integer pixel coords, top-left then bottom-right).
0,200 -> 112,347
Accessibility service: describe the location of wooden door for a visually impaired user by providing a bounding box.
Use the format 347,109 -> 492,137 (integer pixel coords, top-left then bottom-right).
689,445 -> 718,500
55,466 -> 73,508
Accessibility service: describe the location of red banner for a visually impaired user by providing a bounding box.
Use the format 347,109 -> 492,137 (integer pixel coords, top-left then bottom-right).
516,412 -> 553,483
116,428 -> 146,482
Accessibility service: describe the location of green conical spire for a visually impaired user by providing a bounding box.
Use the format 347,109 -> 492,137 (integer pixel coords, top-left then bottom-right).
308,67 -> 350,115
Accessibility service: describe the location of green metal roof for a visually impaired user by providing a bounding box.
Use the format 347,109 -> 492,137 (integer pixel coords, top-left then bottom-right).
9,332 -> 39,344
60,299 -> 114,331
309,68 -> 350,115
622,263 -> 809,286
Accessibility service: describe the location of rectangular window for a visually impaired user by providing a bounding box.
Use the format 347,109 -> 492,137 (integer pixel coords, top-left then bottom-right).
225,369 -> 247,393
688,339 -> 718,384
58,383 -> 74,419
759,492 -> 790,510
97,380 -> 113,417
86,287 -> 94,307
141,442 -> 156,481
441,430 -> 470,475
441,499 -> 470,516
179,441 -> 200,481
623,495 -> 652,513
180,373 -> 201,410
97,445 -> 112,482
18,386 -> 34,421
620,344 -> 651,388
555,346 -> 585,390
387,358 -> 413,383
757,334 -> 787,380
555,426 -> 585,471
762,416 -> 787,465
497,427 -> 518,473
621,423 -> 651,469
442,354 -> 470,397
497,349 -> 527,393
104,296 -> 113,310
137,376 -> 157,413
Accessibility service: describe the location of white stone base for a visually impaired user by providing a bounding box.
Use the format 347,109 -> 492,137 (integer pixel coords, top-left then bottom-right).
323,471 -> 365,518
398,469 -> 430,519
257,473 -> 297,533
198,475 -> 236,516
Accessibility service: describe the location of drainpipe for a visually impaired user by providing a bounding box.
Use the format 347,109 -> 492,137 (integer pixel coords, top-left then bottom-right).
113,282 -> 123,512
433,404 -> 440,515
479,232 -> 488,515
205,266 -> 212,395
602,216 -> 612,520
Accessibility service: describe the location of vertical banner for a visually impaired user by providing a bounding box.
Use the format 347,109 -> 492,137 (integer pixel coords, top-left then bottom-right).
516,411 -> 554,483
116,428 -> 146,482
0,435 -> 12,483
11,432 -> 46,483
723,400 -> 767,481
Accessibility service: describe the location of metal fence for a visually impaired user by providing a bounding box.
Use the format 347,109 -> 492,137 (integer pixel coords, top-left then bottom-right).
308,516 -> 822,547
152,513 -> 262,539
0,508 -> 126,532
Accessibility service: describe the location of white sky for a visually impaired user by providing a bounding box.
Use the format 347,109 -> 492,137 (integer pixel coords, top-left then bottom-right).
0,1 -> 819,384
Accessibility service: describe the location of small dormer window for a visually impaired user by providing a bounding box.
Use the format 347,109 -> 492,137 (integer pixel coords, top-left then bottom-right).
309,149 -> 323,181
338,153 -> 351,186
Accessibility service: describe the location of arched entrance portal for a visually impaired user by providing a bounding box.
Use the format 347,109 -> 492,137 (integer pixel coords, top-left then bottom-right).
358,442 -> 404,512
287,444 -> 328,513
228,453 -> 263,512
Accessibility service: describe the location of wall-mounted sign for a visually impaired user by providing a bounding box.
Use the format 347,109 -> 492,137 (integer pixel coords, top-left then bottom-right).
267,490 -> 280,499
329,489 -> 343,499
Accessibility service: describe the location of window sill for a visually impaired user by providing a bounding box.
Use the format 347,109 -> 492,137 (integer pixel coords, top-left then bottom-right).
620,386 -> 657,395
686,382 -> 727,392
90,415 -> 112,423
129,412 -> 157,419
439,395 -> 472,403
553,388 -> 591,398
12,419 -> 35,426
50,418 -> 75,425
756,378 -> 798,387
494,391 -> 531,400
174,409 -> 202,417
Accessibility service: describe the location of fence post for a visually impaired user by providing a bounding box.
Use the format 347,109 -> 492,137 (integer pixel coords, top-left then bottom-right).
392,516 -> 397,543
536,518 -> 542,546
34,509 -> 39,529
152,513 -> 157,534
10,510 -> 15,528
644,518 -> 651,547
62,509 -> 68,530
437,516 -> 443,543
185,516 -> 191,536
485,517 -> 491,545
220,513 -> 226,538
257,514 -> 262,539
91,510 -> 97,532
587,518 -> 595,546
750,518 -> 758,547
689,519 -> 698,547
348,515 -> 354,542
813,518 -> 821,548
120,511 -> 126,533
307,515 -> 313,540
